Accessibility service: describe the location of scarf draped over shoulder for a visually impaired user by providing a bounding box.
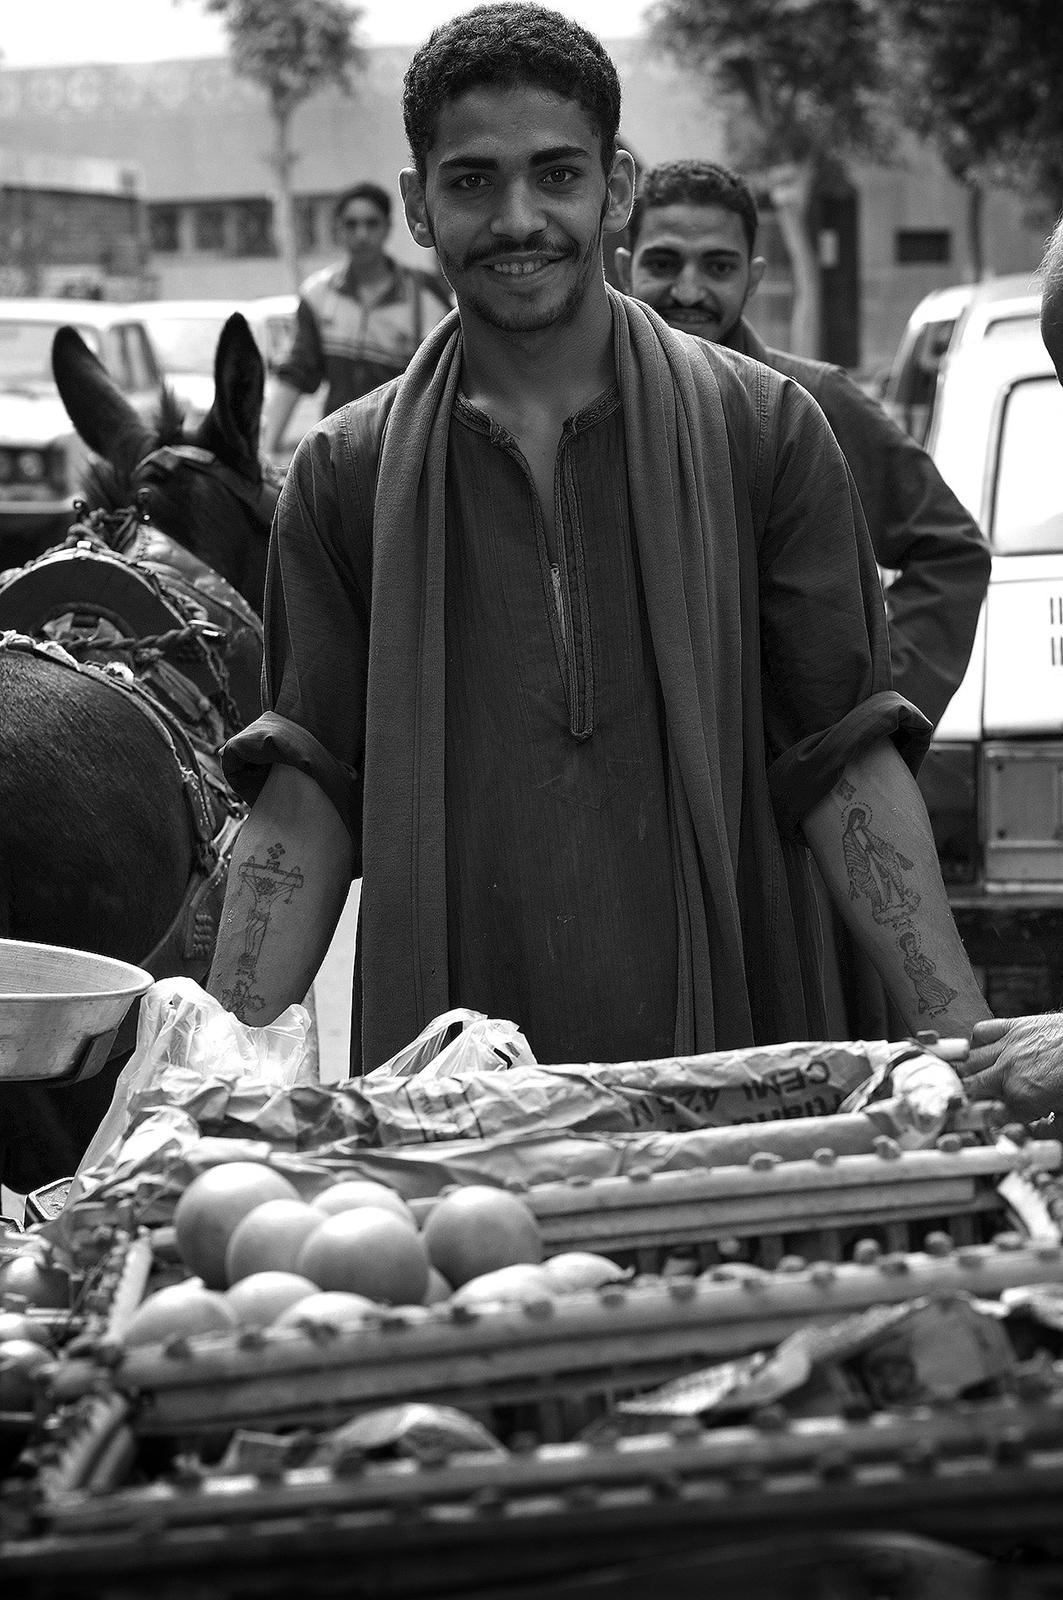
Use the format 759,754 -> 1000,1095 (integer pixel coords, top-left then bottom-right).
359,288 -> 805,1068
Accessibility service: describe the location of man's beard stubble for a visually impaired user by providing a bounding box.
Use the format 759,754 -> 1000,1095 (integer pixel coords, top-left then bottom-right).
427,201 -> 608,336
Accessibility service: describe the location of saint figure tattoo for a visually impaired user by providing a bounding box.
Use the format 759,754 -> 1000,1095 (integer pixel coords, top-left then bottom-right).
842,805 -> 920,925
841,801 -> 957,1018
221,842 -> 304,1017
899,930 -> 957,1017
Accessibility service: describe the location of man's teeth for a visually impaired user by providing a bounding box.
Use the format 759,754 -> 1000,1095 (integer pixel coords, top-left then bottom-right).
490,259 -> 551,275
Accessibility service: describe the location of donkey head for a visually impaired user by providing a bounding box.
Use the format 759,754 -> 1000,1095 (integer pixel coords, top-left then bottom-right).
52,313 -> 274,615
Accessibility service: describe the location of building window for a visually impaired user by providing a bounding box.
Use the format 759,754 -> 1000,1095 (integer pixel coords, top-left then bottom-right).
232,199 -> 274,257
148,204 -> 180,253
295,196 -> 317,254
192,203 -> 226,252
896,229 -> 951,266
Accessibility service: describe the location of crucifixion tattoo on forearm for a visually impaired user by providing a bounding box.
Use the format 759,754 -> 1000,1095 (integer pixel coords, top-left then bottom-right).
221,841 -> 305,1018
835,782 -> 957,1018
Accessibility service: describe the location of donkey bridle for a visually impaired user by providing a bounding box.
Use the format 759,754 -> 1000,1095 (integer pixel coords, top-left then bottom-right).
132,444 -> 281,531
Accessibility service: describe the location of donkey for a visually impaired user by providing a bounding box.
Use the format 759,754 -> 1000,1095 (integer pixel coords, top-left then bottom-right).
0,314 -> 278,1193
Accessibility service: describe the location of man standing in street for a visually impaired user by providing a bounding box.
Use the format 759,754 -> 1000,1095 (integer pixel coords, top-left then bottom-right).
261,180 -> 452,454
209,3 -> 993,1076
617,159 -> 991,1037
617,159 -> 990,732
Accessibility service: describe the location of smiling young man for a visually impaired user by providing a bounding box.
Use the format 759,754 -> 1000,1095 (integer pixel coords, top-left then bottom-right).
208,4 -> 993,1075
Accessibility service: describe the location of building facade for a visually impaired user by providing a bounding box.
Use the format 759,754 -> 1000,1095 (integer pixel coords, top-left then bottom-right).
0,149 -> 150,300
0,46 -> 1050,373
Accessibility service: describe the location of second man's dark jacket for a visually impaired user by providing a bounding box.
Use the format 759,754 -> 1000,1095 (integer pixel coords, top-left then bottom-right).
728,318 -> 991,728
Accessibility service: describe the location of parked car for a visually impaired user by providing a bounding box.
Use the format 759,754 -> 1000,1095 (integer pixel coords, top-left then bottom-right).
880,273 -> 1040,446
129,296 -> 320,461
0,297 -> 164,555
917,319 -> 1063,1012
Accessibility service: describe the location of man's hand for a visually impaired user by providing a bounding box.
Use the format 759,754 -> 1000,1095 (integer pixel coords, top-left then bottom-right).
957,1013 -> 1063,1124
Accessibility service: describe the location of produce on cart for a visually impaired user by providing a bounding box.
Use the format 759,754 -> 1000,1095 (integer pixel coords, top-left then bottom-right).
5,968 -> 1063,1596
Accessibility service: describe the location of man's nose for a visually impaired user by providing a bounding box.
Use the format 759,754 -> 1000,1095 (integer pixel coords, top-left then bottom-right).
490,180 -> 547,240
671,263 -> 710,305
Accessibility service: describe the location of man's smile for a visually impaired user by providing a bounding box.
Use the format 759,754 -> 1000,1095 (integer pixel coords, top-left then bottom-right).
667,304 -> 719,323
482,254 -> 567,277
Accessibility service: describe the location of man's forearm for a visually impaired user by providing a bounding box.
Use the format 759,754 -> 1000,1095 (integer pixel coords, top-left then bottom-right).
208,764 -> 355,1024
801,738 -> 991,1037
261,380 -> 303,455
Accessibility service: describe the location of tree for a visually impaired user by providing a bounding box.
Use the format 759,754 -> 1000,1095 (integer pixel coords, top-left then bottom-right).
648,0 -> 890,356
200,0 -> 365,289
877,0 -> 1063,281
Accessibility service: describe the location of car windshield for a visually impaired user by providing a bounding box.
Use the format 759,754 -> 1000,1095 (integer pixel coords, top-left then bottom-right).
993,375 -> 1063,553
0,320 -> 101,389
145,315 -> 227,373
886,317 -> 956,445
983,312 -> 1040,342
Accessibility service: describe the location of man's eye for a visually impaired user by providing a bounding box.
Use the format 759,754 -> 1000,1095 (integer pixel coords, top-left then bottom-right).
454,174 -> 488,191
640,256 -> 678,276
542,168 -> 577,185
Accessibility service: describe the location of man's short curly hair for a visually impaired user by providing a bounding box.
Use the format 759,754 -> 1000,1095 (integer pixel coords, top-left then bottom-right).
333,181 -> 392,225
629,161 -> 759,253
403,3 -> 621,178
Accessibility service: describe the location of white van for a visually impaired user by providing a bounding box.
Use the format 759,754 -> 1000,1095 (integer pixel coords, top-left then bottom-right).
881,273 -> 1040,445
921,319 -> 1063,1011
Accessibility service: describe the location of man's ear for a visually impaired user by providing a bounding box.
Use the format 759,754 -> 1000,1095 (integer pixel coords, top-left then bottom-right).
400,167 -> 434,249
605,149 -> 636,237
614,245 -> 632,293
748,254 -> 768,301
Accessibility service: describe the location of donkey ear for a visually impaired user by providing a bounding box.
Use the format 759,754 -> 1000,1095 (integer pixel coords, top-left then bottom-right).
51,325 -> 154,462
197,313 -> 264,473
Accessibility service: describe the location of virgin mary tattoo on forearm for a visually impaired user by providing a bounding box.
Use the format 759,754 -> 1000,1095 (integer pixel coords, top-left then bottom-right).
838,799 -> 957,1018
842,805 -> 921,925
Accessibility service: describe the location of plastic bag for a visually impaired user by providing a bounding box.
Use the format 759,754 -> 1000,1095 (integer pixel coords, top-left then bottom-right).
839,1040 -> 967,1148
70,978 -> 319,1191
365,1007 -> 536,1081
364,1039 -> 888,1146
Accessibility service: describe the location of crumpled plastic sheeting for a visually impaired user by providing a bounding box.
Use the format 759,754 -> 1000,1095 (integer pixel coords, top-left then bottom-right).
61,1007 -> 970,1221
309,1404 -> 507,1464
364,1040 -> 896,1146
365,1007 -> 536,1080
841,1045 -> 966,1148
67,979 -> 325,1202
614,1294 -> 1015,1420
63,1114 -> 893,1229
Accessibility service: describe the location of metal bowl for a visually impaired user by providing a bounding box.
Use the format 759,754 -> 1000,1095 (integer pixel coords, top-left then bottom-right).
0,939 -> 153,1084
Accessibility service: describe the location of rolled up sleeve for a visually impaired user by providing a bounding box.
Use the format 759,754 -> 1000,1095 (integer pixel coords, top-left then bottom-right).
221,711 -> 359,834
221,413 -> 374,867
756,379 -> 933,834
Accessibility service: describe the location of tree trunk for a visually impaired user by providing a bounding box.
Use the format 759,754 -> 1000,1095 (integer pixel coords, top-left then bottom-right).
963,180 -> 986,282
767,160 -> 821,358
269,103 -> 301,292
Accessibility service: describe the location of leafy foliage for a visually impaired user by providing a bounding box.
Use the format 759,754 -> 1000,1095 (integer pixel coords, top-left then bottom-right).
877,0 -> 1063,210
648,0 -> 890,168
202,0 -> 364,120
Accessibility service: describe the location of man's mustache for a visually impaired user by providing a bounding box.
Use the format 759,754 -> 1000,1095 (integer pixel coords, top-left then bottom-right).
466,240 -> 577,268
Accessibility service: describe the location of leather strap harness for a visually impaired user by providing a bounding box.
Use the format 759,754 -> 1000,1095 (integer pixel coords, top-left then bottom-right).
0,444 -> 277,1029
